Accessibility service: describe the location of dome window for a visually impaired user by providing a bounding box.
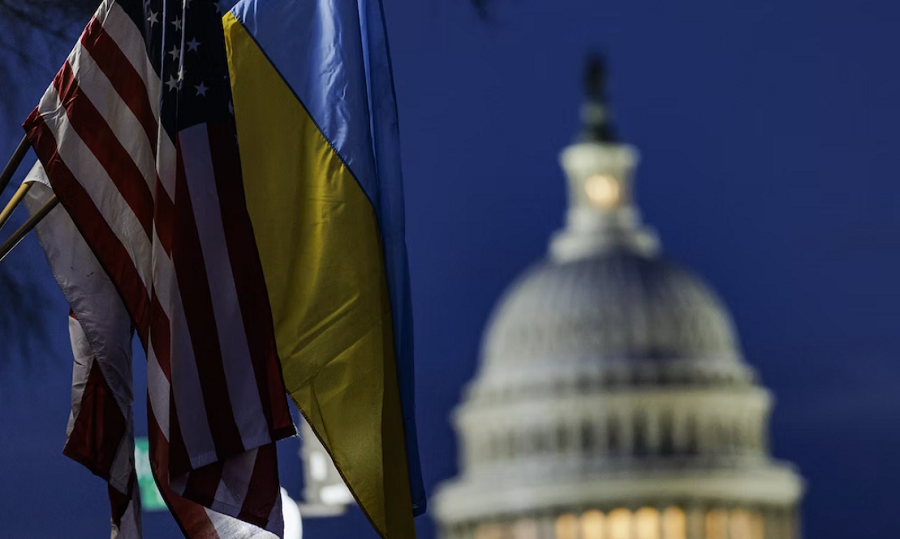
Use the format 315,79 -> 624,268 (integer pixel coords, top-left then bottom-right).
635,507 -> 661,539
662,507 -> 686,539
581,510 -> 606,539
730,509 -> 753,539
555,513 -> 580,539
608,508 -> 633,539
706,509 -> 729,539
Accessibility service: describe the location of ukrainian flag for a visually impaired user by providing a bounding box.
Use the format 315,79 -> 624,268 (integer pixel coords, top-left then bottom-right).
223,1 -> 424,537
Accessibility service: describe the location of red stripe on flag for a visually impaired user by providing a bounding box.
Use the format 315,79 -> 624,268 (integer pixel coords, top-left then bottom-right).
154,182 -> 176,257
167,389 -> 193,480
171,136 -> 244,459
149,287 -> 196,470
149,295 -> 172,380
52,61 -> 154,240
108,472 -> 136,526
63,361 -> 127,480
25,111 -> 151,346
80,17 -> 159,154
183,461 -> 226,509
148,410 -> 221,539
237,443 -> 281,528
206,121 -> 293,436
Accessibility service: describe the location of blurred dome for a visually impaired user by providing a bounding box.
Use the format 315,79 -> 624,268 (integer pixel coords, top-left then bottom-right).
480,250 -> 750,389
433,57 -> 803,539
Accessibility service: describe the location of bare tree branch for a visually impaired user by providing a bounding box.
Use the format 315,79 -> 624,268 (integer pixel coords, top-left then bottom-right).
0,0 -> 87,368
0,0 -> 97,110
0,0 -> 97,36
0,258 -> 50,370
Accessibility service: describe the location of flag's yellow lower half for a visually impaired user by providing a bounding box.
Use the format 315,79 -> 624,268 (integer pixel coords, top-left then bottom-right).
224,15 -> 415,539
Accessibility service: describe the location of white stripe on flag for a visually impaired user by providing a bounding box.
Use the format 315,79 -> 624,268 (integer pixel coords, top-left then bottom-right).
146,343 -> 171,440
66,314 -> 93,440
99,0 -> 178,199
151,226 -> 219,462
180,124 -> 270,449
109,427 -> 136,494
112,487 -> 142,539
37,84 -> 153,291
212,448 -> 258,510
100,1 -> 162,121
67,40 -> 156,194
151,229 -> 175,318
170,300 -> 219,468
157,127 -> 178,199
204,507 -> 279,539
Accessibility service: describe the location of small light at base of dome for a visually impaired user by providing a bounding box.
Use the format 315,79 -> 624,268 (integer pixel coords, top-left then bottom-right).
584,174 -> 621,209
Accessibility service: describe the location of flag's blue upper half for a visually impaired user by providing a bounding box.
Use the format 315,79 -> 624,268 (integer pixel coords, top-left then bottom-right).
232,0 -> 379,199
230,0 -> 424,519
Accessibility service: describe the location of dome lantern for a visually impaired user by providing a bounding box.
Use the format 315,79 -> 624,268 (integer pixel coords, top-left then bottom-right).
552,55 -> 659,262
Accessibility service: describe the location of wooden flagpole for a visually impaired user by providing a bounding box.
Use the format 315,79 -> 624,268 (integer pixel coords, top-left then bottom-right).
0,194 -> 58,263
0,135 -> 30,195
0,135 -> 44,263
0,182 -> 33,232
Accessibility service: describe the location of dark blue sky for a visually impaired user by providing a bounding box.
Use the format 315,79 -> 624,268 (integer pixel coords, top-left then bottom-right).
2,0 -> 899,537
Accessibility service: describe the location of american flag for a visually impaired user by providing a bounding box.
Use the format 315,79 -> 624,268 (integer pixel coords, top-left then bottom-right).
23,0 -> 294,537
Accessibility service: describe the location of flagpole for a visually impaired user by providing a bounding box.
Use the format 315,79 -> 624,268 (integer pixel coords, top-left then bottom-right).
0,182 -> 33,232
0,194 -> 58,263
0,135 -> 30,195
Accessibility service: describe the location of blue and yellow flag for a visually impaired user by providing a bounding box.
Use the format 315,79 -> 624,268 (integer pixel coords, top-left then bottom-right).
223,1 -> 424,537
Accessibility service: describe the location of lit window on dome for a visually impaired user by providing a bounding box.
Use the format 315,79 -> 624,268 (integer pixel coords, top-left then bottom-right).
475,524 -> 503,539
634,507 -> 659,539
662,507 -> 686,539
635,508 -> 660,539
581,510 -> 606,539
609,509 -> 632,539
750,512 -> 766,539
555,513 -> 579,539
585,174 -> 621,209
706,509 -> 728,539
513,518 -> 539,539
730,510 -> 752,539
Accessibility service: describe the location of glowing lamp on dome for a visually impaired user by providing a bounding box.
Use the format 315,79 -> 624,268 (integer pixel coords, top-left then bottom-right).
584,174 -> 621,209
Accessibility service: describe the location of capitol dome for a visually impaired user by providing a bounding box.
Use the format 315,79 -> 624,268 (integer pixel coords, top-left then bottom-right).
433,57 -> 804,539
481,251 -> 751,388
